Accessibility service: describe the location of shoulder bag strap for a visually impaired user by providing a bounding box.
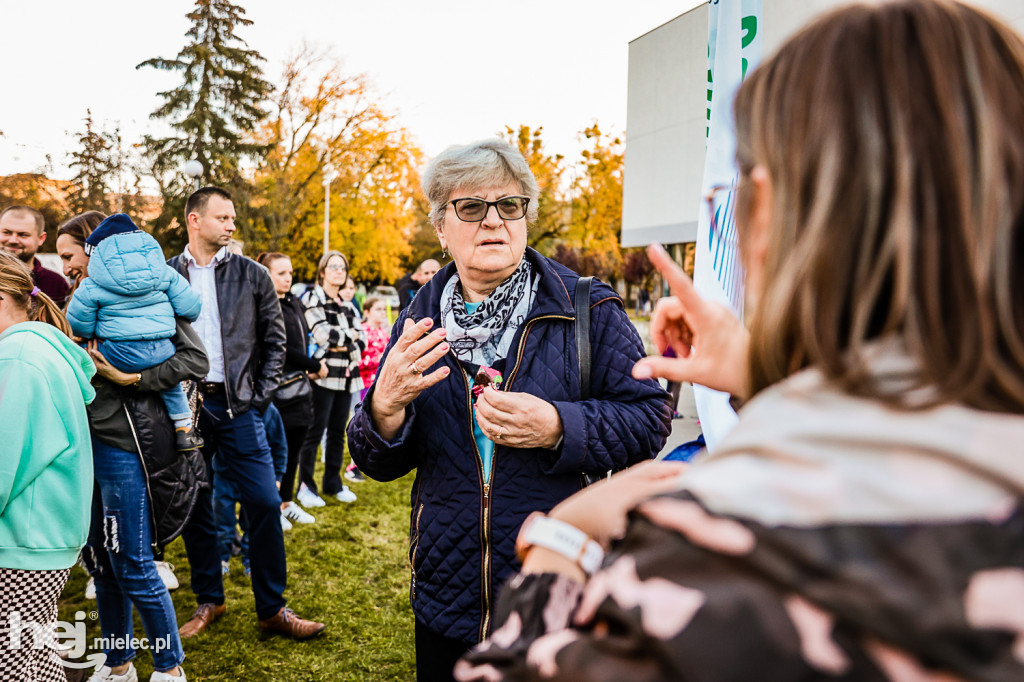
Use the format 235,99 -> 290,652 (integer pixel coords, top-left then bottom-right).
575,276 -> 594,400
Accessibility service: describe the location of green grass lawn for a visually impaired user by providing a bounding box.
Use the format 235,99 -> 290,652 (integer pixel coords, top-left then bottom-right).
58,465 -> 418,681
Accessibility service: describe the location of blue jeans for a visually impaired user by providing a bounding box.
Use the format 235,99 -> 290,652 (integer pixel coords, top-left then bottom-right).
181,395 -> 287,620
212,456 -> 250,570
82,437 -> 185,672
98,339 -> 191,426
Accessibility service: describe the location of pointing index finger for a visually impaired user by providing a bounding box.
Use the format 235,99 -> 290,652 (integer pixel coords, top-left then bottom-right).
646,243 -> 704,311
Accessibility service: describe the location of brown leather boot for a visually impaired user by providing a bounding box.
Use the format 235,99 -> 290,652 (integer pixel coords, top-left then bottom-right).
258,607 -> 326,639
179,602 -> 226,638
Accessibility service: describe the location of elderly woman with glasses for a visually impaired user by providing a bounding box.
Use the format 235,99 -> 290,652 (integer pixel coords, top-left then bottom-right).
347,138 -> 672,680
455,2 -> 1024,680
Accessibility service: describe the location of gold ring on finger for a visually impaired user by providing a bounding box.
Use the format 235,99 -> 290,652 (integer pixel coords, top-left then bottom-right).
410,362 -> 422,375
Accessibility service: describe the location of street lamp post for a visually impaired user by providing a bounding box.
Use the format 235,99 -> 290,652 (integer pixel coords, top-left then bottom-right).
323,163 -> 338,256
183,159 -> 203,192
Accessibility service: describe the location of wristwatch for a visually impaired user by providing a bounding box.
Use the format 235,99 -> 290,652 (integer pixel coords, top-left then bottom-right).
515,511 -> 605,576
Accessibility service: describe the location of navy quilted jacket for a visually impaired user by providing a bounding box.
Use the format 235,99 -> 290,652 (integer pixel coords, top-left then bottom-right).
347,248 -> 672,644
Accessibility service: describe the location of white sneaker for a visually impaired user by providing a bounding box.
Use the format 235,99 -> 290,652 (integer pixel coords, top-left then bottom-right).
150,668 -> 187,682
281,501 -> 315,524
85,577 -> 96,600
335,486 -> 357,503
296,484 -> 326,508
280,513 -> 293,531
155,561 -> 179,591
88,663 -> 138,682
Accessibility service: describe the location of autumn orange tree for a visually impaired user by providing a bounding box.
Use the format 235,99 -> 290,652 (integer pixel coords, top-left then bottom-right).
502,125 -> 567,253
246,46 -> 422,282
563,123 -> 625,281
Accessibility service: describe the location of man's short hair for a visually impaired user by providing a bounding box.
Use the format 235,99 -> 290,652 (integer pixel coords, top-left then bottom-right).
416,259 -> 439,274
0,205 -> 45,234
184,186 -> 233,222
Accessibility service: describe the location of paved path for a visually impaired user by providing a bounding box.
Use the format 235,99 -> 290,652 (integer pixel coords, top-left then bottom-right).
659,382 -> 703,457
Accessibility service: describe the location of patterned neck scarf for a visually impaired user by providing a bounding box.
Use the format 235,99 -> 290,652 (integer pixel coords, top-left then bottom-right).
440,258 -> 540,366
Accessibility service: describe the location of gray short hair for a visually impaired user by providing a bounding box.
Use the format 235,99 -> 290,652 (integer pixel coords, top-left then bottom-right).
422,139 -> 540,227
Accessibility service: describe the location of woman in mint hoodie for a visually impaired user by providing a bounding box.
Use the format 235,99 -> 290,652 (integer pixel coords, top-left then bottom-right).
0,251 -> 95,681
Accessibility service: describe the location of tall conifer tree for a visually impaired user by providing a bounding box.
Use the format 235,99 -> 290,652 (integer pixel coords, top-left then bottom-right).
138,0 -> 271,250
68,109 -> 115,215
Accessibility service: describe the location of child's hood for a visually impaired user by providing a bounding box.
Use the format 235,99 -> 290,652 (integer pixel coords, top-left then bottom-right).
87,231 -> 170,296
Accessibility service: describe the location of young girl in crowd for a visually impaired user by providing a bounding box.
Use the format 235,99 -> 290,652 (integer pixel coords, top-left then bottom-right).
345,295 -> 389,483
0,251 -> 95,682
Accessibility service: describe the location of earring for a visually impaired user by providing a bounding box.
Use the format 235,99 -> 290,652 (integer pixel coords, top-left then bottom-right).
442,247 -> 450,260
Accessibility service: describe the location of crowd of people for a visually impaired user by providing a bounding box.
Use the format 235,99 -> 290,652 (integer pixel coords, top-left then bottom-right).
3,1 -> 1024,680
1,137 -> 671,682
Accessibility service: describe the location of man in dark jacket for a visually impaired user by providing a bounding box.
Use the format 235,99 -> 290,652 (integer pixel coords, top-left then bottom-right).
169,186 -> 325,640
397,258 -> 440,310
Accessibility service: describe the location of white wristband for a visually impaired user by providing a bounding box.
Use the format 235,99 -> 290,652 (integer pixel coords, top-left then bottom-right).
516,512 -> 605,575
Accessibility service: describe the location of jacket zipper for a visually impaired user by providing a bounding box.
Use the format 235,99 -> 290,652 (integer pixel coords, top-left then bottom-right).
481,480 -> 492,638
214,261 -> 235,419
463,313 -> 572,641
454,360 -> 492,641
410,503 -> 424,600
179,255 -> 234,419
123,403 -> 160,554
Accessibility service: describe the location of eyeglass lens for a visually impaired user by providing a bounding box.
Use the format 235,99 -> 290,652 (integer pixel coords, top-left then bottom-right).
452,196 -> 528,222
326,264 -> 347,272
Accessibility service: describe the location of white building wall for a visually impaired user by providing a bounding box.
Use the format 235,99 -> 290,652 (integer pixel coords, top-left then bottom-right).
622,0 -> 1024,247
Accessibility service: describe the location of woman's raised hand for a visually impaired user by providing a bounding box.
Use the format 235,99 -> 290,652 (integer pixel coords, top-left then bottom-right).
369,317 -> 451,439
632,243 -> 751,399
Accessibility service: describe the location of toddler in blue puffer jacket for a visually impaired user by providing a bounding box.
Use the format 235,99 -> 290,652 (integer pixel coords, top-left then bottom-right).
66,213 -> 203,451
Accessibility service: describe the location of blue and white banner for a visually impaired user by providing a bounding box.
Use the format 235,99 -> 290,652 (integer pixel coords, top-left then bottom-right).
692,0 -> 762,451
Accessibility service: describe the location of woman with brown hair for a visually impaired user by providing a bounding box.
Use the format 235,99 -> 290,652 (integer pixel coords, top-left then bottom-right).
295,249 -> 365,506
457,2 -> 1024,680
0,251 -> 94,681
54,213 -> 206,682
257,251 -> 325,524
55,210 -> 105,286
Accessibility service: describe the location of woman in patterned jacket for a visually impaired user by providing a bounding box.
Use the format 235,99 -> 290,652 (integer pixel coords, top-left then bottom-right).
295,250 -> 366,506
457,1 -> 1024,680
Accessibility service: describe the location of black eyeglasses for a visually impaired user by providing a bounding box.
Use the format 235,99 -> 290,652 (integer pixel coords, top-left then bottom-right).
447,195 -> 530,222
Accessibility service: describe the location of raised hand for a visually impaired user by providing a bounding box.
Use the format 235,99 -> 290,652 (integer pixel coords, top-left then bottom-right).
369,317 -> 451,439
632,243 -> 751,398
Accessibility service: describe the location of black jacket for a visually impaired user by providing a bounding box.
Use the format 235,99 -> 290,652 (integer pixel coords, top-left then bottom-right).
274,292 -> 319,426
396,272 -> 417,310
168,250 -> 286,417
88,318 -> 210,548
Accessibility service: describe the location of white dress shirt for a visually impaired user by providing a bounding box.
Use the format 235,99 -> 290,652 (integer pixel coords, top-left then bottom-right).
183,244 -> 228,382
